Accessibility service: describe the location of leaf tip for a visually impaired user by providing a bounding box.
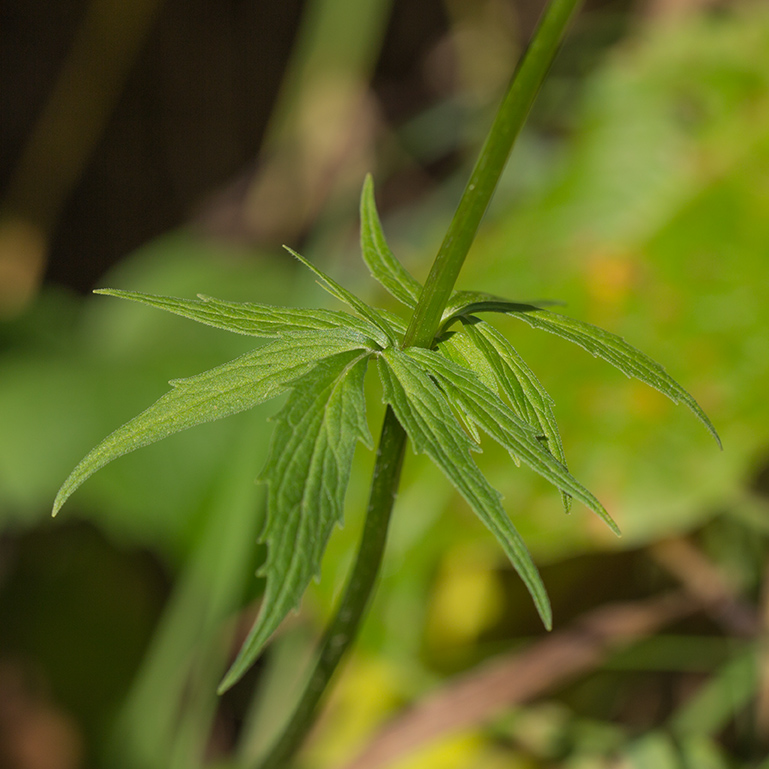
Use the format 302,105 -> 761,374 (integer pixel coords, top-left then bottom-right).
52,486 -> 69,517
216,669 -> 239,695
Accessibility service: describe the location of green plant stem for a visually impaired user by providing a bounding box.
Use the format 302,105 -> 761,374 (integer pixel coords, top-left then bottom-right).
402,0 -> 582,349
254,0 -> 581,764
256,407 -> 406,769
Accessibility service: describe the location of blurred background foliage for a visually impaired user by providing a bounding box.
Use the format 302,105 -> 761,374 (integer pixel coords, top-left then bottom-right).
1,0 -> 769,767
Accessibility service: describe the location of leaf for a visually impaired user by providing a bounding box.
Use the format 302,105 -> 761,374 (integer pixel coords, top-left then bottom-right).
405,347 -> 617,534
437,330 -> 499,394
219,350 -> 373,691
359,174 -> 422,308
285,247 -> 398,345
441,290 -> 559,330
505,307 -> 722,448
94,288 -> 388,345
377,348 -> 552,629
462,320 -> 572,512
436,331 -> 500,445
53,331 -> 373,516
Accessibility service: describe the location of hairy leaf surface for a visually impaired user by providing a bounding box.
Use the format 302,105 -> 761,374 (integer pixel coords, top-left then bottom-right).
405,347 -> 616,533
378,348 -> 551,628
360,174 -> 422,308
95,288 -> 386,344
53,332 -> 372,516
220,350 -> 373,691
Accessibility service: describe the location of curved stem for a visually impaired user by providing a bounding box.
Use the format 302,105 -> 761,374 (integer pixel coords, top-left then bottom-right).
256,407 -> 407,769
254,0 -> 582,764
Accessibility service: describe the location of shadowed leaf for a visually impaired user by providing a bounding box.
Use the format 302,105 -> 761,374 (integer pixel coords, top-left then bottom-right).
219,350 -> 373,691
378,348 -> 552,629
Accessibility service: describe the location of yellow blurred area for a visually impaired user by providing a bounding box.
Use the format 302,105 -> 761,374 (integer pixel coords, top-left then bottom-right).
425,542 -> 506,652
387,732 -> 487,769
303,655 -> 404,767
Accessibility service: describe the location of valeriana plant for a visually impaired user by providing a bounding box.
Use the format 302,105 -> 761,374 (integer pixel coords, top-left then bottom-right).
53,0 -> 720,765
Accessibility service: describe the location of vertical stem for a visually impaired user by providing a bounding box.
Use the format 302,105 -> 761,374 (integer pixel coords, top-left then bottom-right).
253,0 -> 582,765
256,408 -> 406,769
402,0 -> 581,349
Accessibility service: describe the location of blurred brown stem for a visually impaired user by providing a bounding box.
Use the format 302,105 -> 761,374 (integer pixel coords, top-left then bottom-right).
342,591 -> 693,769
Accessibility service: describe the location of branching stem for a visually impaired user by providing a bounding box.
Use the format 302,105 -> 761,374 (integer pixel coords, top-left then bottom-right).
254,0 -> 581,764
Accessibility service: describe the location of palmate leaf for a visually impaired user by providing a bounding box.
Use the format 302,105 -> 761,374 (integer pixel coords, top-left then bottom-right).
461,319 -> 572,512
285,247 -> 398,346
377,348 -> 552,629
94,288 -> 387,344
53,331 -> 373,516
445,297 -> 721,447
405,347 -> 617,535
219,350 -> 373,692
359,174 -> 422,308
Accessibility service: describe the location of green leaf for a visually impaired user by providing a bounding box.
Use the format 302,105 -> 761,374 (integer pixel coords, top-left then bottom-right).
462,319 -> 572,512
506,307 -> 722,448
377,348 -> 551,629
436,330 -> 500,445
405,347 -> 617,534
53,331 -> 373,516
359,174 -> 422,308
285,247 -> 398,345
437,330 -> 499,394
94,288 -> 388,345
444,296 -> 720,447
219,350 -> 373,691
441,290 -> 559,330
670,649 -> 758,739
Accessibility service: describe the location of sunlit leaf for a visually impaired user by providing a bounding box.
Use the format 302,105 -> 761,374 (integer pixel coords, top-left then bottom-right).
53,331 -> 373,516
436,330 -> 499,444
508,307 -> 722,448
406,347 -> 616,533
219,350 -> 373,691
378,348 -> 552,629
445,297 -> 721,448
94,288 -> 387,345
462,320 -> 571,511
359,174 -> 422,308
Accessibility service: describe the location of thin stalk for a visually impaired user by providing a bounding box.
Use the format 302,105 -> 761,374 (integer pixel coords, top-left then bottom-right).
254,0 -> 581,764
402,0 -> 581,349
255,407 -> 406,769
